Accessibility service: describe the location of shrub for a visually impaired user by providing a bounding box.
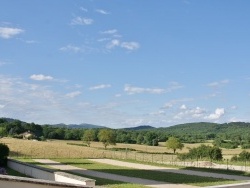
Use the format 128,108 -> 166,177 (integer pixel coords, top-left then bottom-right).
231,151 -> 250,162
0,143 -> 9,167
241,144 -> 250,149
231,155 -> 238,162
177,145 -> 222,161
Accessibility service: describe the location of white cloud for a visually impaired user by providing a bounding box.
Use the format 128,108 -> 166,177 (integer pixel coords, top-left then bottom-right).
59,45 -> 81,53
190,107 -> 206,118
166,82 -> 184,92
98,38 -> 110,42
115,94 -> 122,97
0,61 -> 7,66
121,42 -> 140,50
207,79 -> 229,87
124,84 -> 165,95
0,27 -> 24,39
71,17 -> 93,25
89,84 -> 111,90
205,108 -> 225,120
230,105 -> 237,110
25,40 -> 37,44
180,104 -> 187,110
174,106 -> 206,120
65,91 -> 81,98
229,117 -> 242,122
124,82 -> 183,95
95,9 -> 110,15
162,103 -> 173,109
106,39 -> 120,49
150,110 -> 166,116
30,74 -> 53,81
80,7 -> 88,12
105,39 -> 140,51
60,45 -> 98,54
101,29 -> 118,34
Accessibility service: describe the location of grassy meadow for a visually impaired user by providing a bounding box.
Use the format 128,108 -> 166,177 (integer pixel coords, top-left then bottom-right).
1,137 -> 249,162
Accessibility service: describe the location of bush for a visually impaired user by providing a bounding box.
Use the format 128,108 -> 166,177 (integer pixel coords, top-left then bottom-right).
241,144 -> 250,149
177,145 -> 222,161
0,143 -> 9,167
231,155 -> 238,162
231,151 -> 250,162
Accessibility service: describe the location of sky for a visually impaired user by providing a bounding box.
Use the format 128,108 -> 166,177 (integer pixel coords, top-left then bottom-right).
0,0 -> 250,128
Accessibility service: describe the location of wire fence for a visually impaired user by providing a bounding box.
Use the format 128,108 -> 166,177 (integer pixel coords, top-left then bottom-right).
9,148 -> 250,172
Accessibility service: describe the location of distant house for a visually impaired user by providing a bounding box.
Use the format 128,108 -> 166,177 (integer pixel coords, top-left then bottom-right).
19,131 -> 35,140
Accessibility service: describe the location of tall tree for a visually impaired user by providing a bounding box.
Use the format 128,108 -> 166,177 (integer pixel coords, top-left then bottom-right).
98,129 -> 116,149
82,129 -> 96,147
166,136 -> 184,154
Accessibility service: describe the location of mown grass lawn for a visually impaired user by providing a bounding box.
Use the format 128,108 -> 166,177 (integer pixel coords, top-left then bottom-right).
54,158 -> 239,187
182,166 -> 250,177
16,158 -> 147,188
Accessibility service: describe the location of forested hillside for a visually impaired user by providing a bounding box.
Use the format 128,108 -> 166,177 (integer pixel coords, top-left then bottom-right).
0,117 -> 249,147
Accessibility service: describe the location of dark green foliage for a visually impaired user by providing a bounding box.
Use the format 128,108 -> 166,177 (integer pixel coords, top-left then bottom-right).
0,143 -> 9,166
230,151 -> 250,162
144,131 -> 159,146
82,129 -> 96,146
166,137 -> 184,153
213,138 -> 238,149
98,129 -> 116,149
178,145 -> 222,161
242,144 -> 250,149
2,118 -> 250,149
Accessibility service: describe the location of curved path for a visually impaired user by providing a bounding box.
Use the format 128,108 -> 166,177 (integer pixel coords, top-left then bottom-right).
89,159 -> 250,181
34,159 -> 195,188
34,159 -> 250,188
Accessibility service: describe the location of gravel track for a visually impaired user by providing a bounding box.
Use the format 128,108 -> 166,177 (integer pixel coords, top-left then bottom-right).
34,159 -> 195,188
89,159 -> 250,181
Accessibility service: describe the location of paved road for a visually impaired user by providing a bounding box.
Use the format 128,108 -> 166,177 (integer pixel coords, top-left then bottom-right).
34,159 -> 195,188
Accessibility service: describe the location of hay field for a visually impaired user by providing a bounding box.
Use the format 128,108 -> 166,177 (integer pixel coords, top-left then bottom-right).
1,138 -> 176,162
1,138 -> 102,158
1,137 -> 247,161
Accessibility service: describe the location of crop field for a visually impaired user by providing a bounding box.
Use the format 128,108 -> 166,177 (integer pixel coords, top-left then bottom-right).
1,137 -> 249,165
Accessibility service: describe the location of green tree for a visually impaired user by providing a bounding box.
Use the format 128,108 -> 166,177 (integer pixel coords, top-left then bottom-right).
98,129 -> 116,149
144,132 -> 159,146
209,146 -> 223,161
166,136 -> 184,154
82,129 -> 95,147
239,150 -> 250,161
136,133 -> 144,144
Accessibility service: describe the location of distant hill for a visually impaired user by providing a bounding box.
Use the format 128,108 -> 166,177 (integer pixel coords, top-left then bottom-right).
123,125 -> 155,131
1,117 -> 21,123
49,123 -> 107,129
157,122 -> 250,137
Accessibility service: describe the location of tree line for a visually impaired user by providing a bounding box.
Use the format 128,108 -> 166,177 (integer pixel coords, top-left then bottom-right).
1,118 -> 250,149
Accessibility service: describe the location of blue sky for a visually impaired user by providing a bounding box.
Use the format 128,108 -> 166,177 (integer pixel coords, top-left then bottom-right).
0,0 -> 250,128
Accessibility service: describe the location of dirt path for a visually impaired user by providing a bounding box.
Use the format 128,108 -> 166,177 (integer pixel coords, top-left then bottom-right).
89,159 -> 250,181
34,159 -> 195,188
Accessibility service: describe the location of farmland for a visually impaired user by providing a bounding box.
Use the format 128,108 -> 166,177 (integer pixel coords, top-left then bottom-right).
2,137 -> 250,165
